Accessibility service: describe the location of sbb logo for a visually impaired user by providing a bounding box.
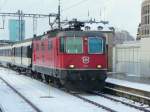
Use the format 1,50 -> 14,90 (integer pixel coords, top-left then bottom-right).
82,56 -> 90,64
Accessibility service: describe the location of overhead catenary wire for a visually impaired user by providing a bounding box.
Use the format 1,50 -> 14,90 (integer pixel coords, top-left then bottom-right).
0,0 -> 8,11
62,0 -> 90,12
60,0 -> 113,22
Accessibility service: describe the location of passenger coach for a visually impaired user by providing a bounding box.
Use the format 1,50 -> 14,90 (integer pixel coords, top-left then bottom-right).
0,44 -> 12,66
11,39 -> 32,70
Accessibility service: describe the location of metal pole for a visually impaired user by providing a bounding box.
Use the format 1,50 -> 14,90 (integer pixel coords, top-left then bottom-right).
18,10 -> 21,41
33,16 -> 37,35
58,0 -> 61,30
20,10 -> 23,41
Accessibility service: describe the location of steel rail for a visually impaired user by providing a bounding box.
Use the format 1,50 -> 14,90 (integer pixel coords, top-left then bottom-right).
0,77 -> 42,112
92,91 -> 150,112
105,82 -> 150,106
71,93 -> 117,112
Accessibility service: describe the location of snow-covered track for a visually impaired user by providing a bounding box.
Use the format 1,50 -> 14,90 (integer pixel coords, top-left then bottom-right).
0,104 -> 4,112
105,82 -> 150,105
92,92 -> 150,112
0,77 -> 42,112
68,92 -> 117,112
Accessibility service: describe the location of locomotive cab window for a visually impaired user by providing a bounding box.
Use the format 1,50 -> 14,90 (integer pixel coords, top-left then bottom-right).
66,37 -> 83,54
88,37 -> 104,54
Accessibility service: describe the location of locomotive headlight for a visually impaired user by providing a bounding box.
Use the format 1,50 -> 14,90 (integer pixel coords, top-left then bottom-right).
69,65 -> 75,69
97,65 -> 102,69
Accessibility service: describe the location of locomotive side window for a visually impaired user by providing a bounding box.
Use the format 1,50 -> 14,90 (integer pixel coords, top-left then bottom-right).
60,37 -> 65,52
48,40 -> 52,51
88,37 -> 104,54
41,42 -> 45,51
36,44 -> 39,51
66,37 -> 83,54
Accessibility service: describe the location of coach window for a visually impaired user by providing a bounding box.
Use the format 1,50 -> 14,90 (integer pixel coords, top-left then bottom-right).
8,49 -> 10,56
48,40 -> 52,51
22,47 -> 27,57
5,49 -> 6,56
27,46 -> 32,58
66,37 -> 83,54
5,49 -> 7,56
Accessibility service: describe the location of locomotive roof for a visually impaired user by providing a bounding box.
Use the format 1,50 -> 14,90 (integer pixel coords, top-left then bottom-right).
33,30 -> 105,40
57,31 -> 105,37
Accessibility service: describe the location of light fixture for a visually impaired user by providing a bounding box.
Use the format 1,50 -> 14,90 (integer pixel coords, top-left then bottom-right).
97,65 -> 102,69
69,65 -> 75,69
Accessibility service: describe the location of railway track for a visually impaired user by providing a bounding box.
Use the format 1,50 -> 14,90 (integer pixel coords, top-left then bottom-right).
92,91 -> 150,112
0,77 -> 42,112
69,92 -> 117,112
66,90 -> 150,112
1,66 -> 150,112
105,82 -> 150,106
0,106 -> 5,112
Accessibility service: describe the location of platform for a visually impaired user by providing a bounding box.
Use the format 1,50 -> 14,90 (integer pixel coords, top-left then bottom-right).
106,73 -> 150,92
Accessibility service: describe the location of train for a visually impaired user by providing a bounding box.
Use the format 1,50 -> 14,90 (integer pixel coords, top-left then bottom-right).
0,21 -> 108,91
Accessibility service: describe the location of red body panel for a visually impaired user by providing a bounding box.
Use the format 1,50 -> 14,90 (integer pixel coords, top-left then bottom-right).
32,36 -> 107,70
60,54 -> 107,69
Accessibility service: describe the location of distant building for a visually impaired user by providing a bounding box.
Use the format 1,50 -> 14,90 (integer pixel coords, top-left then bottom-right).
137,0 -> 150,39
114,30 -> 135,44
9,19 -> 25,41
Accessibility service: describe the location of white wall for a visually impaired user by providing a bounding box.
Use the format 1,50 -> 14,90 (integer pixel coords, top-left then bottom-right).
113,38 -> 150,77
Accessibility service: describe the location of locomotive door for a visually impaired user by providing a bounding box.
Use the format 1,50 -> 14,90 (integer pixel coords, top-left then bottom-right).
21,46 -> 23,65
53,38 -> 58,77
12,47 -> 15,64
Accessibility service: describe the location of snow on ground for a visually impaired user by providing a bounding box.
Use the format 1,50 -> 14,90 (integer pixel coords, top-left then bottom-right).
0,67 -> 107,112
80,94 -> 143,112
1,66 -> 149,112
106,94 -> 150,110
106,77 -> 150,92
0,78 -> 36,112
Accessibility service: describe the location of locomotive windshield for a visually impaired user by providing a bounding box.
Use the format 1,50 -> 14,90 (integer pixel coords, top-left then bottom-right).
66,37 -> 83,54
88,37 -> 104,54
60,37 -> 83,54
60,36 -> 104,54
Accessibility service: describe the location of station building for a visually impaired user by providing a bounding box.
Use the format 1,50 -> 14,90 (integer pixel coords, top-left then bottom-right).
137,0 -> 150,39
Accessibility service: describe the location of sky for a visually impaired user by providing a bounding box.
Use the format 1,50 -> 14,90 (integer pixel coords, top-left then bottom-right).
0,0 -> 142,39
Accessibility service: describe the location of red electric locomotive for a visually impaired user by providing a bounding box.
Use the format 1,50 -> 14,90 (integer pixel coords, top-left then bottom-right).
32,31 -> 107,91
32,23 -> 108,91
